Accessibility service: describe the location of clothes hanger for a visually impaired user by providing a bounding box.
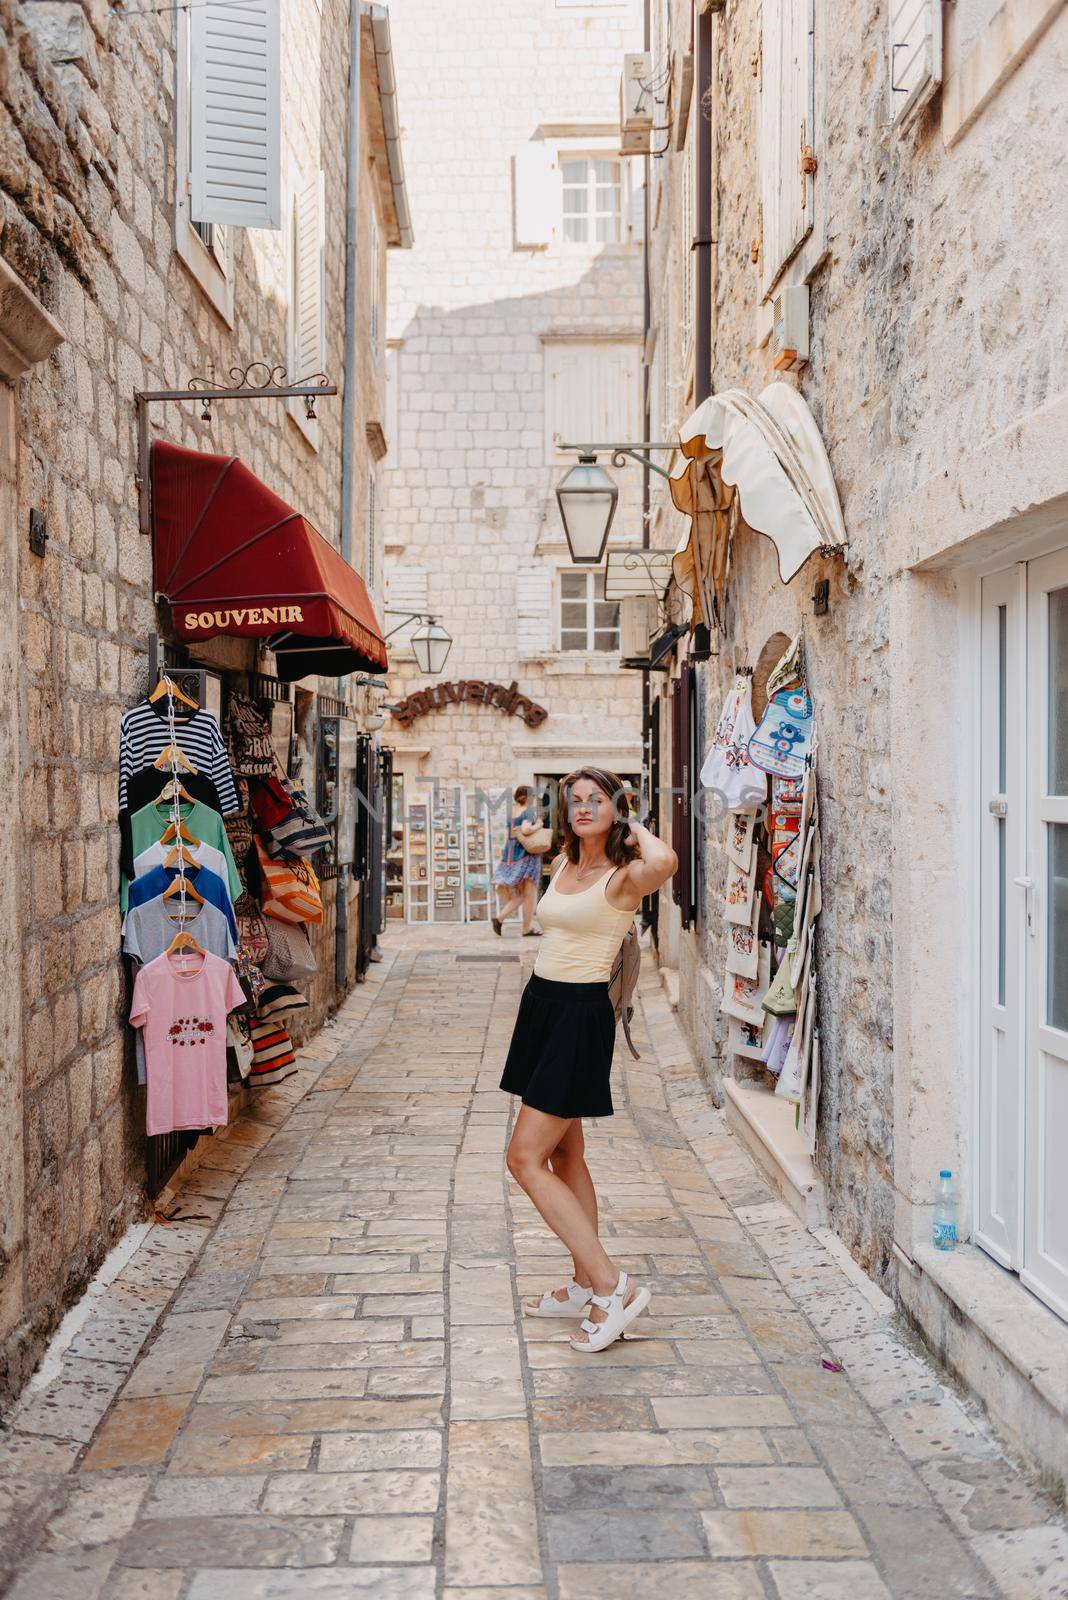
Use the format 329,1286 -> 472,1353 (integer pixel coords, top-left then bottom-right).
154,744 -> 197,773
162,873 -> 205,906
149,673 -> 198,713
162,841 -> 201,870
156,776 -> 194,805
159,819 -> 200,847
166,926 -> 204,972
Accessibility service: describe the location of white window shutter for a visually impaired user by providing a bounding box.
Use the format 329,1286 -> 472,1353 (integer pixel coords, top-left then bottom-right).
628,162 -> 646,243
514,143 -> 558,248
517,565 -> 554,655
888,0 -> 942,129
384,566 -> 428,651
543,342 -> 641,462
293,171 -> 324,377
759,0 -> 814,295
190,0 -> 281,230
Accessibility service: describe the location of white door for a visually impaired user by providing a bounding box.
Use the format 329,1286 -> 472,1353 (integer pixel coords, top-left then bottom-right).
979,554 -> 1068,1320
977,568 -> 1026,1267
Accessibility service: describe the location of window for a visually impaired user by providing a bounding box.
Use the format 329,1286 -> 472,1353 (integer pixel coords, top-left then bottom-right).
189,0 -> 281,230
366,468 -> 378,592
384,341 -> 401,468
561,157 -> 622,244
543,339 -> 641,464
369,211 -> 382,357
888,0 -> 942,129
560,570 -> 620,653
758,0 -> 815,294
287,171 -> 325,448
174,4 -> 234,322
680,130 -> 694,360
384,564 -> 428,654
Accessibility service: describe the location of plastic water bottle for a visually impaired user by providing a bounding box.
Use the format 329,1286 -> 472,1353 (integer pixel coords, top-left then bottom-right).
933,1170 -> 958,1251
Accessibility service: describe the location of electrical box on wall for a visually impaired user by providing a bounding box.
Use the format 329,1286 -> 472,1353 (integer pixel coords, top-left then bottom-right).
771,284 -> 810,371
620,53 -> 652,154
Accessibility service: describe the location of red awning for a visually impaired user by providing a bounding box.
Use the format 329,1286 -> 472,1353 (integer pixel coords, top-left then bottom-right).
150,439 -> 388,681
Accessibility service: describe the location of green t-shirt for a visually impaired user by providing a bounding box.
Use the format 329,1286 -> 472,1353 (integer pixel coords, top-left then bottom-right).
122,798 -> 242,912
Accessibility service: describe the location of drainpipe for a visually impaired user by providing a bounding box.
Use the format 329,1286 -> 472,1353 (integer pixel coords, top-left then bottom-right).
336,0 -> 363,991
641,0 -> 652,853
694,3 -> 713,405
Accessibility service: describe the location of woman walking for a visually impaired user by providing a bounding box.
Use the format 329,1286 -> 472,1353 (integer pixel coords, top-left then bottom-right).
500,768 -> 677,1352
492,784 -> 543,937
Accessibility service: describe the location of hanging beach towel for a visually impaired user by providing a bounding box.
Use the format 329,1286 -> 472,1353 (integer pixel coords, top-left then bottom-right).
700,674 -> 767,812
748,687 -> 814,780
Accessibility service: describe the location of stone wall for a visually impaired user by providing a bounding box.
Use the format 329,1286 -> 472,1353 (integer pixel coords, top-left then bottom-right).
382,0 -> 646,818
0,0 -> 389,1406
646,0 -> 1068,1286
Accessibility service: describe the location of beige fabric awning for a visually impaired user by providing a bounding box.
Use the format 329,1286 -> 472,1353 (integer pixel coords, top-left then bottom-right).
669,382 -> 847,629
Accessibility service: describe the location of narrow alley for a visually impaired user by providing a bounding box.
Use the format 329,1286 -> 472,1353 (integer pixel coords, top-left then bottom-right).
0,927 -> 1063,1600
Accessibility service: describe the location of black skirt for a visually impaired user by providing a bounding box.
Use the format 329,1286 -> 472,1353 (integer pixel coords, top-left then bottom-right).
499,972 -> 616,1119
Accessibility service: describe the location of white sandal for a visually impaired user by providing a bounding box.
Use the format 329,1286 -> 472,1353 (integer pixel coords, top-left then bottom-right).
524,1280 -> 592,1319
570,1271 -> 650,1353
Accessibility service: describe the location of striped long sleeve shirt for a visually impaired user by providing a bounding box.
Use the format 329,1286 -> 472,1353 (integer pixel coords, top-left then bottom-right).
118,701 -> 239,815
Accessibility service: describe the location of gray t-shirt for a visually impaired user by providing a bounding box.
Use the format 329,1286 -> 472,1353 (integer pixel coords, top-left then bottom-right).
125,899 -> 239,1086
123,896 -> 237,965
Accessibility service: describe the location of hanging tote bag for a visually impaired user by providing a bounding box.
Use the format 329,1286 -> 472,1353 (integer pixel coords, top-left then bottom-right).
700,674 -> 767,812
261,916 -> 318,983
254,838 -> 324,924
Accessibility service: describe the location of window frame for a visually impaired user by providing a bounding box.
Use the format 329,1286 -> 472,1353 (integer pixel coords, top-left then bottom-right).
558,568 -> 621,654
559,153 -> 624,246
174,4 -> 235,325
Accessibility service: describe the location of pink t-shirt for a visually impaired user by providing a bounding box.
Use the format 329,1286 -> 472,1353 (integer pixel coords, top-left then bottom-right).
130,949 -> 246,1136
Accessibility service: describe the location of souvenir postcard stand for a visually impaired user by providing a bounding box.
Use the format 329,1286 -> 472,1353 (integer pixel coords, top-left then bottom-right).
431,786 -> 463,923
385,771 -> 406,920
463,790 -> 492,922
405,799 -> 430,921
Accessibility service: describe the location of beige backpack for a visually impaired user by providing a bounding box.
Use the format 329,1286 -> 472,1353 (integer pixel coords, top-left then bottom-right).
608,923 -> 641,1059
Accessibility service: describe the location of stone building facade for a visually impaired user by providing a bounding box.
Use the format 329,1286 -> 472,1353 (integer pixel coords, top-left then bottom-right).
0,0 -> 404,1407
380,0 -> 645,915
644,0 -> 1068,1488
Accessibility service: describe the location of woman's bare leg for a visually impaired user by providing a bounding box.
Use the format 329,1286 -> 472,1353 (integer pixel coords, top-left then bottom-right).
519,878 -> 536,934
507,1106 -> 619,1294
527,1119 -> 598,1306
497,884 -> 519,922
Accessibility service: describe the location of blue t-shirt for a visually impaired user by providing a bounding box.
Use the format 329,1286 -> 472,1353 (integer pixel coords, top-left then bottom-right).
124,864 -> 238,940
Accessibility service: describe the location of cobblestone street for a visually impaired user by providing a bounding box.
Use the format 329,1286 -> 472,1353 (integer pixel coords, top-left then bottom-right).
0,925 -> 1065,1600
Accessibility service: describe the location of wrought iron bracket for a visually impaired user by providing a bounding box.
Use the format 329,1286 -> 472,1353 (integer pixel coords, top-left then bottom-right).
557,441 -> 676,480
382,609 -> 440,642
135,363 -> 338,535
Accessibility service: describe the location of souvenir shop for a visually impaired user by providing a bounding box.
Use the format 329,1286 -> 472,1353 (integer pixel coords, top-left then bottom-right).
123,440 -> 390,1187
386,782 -> 509,924
660,382 -> 846,1180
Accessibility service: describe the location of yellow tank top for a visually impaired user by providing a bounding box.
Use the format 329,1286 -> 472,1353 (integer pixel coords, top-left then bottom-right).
533,858 -> 635,983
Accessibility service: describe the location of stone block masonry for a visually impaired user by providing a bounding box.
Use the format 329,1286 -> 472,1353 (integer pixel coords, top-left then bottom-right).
0,0 -> 390,1409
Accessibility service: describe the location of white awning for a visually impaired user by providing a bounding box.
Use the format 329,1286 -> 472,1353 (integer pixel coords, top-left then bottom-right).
669,382 -> 846,628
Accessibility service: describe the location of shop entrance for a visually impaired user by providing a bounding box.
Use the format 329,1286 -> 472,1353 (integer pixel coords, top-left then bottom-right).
979,551 -> 1068,1321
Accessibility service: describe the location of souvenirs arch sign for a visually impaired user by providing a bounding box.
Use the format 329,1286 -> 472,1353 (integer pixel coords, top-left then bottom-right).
390,678 -> 548,730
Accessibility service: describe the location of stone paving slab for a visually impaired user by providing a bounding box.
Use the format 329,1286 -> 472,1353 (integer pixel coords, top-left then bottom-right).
0,928 -> 1065,1599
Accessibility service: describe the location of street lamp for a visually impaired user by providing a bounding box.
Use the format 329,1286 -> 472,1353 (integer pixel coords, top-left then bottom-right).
555,454 -> 619,564
383,611 -> 454,676
410,617 -> 452,675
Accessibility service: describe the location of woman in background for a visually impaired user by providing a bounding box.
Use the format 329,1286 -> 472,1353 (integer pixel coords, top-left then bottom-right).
492,784 -> 542,937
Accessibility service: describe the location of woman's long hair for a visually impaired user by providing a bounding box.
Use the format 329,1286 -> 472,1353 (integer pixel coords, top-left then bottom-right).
558,767 -> 640,865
